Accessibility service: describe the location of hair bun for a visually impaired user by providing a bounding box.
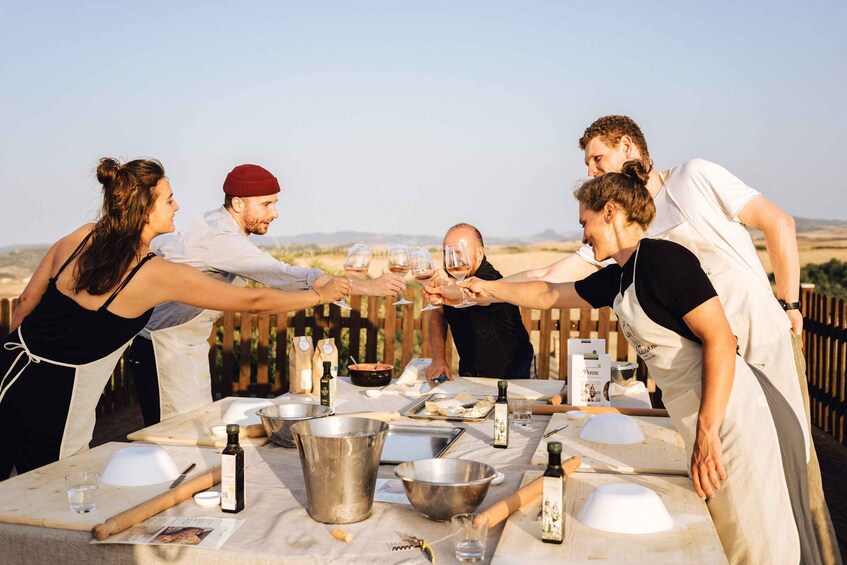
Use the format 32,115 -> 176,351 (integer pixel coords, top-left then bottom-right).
621,159 -> 650,186
96,157 -> 123,188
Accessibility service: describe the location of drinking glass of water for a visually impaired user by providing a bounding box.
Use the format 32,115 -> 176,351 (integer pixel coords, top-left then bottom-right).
65,471 -> 100,514
510,399 -> 533,429
452,512 -> 488,562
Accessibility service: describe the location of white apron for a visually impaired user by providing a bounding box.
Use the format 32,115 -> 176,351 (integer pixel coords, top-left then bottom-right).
149,309 -> 221,421
615,245 -> 800,564
2,329 -> 131,460
652,183 -> 810,459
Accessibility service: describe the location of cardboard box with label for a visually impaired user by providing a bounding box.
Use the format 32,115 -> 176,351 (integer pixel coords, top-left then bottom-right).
567,339 -> 611,407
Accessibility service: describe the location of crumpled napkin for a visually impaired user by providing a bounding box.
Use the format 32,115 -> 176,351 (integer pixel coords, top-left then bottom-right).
608,380 -> 651,409
397,357 -> 432,386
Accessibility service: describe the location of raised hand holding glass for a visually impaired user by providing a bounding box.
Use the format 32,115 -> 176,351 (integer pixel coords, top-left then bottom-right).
443,242 -> 477,308
388,245 -> 412,305
333,243 -> 372,310
410,247 -> 440,312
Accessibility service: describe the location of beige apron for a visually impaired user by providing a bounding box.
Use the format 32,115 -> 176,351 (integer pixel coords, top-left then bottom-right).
652,182 -> 810,459
2,329 -> 131,460
149,309 -> 221,421
615,245 -> 800,564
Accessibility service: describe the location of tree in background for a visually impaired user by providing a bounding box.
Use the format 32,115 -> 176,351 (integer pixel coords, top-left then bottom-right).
800,259 -> 847,299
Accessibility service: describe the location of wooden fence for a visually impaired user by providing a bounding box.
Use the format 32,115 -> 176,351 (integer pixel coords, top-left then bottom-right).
802,285 -> 846,446
204,289 -> 633,398
0,291 -> 633,416
2,285 -> 845,447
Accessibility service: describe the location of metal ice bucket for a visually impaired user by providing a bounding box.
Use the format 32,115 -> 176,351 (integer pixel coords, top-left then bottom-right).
291,416 -> 389,524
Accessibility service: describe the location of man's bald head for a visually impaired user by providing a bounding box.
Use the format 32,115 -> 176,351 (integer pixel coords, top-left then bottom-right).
443,223 -> 485,275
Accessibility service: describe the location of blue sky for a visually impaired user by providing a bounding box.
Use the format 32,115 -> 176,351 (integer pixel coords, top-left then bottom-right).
1,1 -> 845,247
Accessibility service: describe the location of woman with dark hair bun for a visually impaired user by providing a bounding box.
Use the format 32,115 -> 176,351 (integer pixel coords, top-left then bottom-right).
0,158 -> 349,478
460,164 -> 819,564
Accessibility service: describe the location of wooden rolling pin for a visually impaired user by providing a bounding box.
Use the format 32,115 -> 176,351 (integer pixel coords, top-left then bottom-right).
244,423 -> 267,438
91,466 -> 222,541
548,384 -> 568,406
478,455 -> 581,528
532,404 -> 669,418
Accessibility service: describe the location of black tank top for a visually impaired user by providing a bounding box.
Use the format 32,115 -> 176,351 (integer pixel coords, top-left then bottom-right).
17,233 -> 157,364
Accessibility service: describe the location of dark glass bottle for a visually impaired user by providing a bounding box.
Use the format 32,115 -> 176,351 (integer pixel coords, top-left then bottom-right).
320,360 -> 334,410
221,423 -> 245,513
493,380 -> 509,448
542,441 -> 564,543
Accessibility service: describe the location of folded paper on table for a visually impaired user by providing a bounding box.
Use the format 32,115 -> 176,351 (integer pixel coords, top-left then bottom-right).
397,357 -> 432,386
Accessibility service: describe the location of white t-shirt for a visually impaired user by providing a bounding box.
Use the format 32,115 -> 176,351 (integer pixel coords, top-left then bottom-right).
576,158 -> 764,283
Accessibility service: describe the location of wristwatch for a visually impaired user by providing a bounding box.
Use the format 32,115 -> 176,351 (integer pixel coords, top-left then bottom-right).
778,299 -> 801,311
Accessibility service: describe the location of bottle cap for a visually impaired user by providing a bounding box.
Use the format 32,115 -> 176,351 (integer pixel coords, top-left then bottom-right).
226,424 -> 240,435
547,441 -> 562,454
498,380 -> 508,390
323,361 -> 332,370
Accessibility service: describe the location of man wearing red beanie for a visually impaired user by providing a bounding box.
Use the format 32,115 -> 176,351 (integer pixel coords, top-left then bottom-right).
128,164 -> 406,426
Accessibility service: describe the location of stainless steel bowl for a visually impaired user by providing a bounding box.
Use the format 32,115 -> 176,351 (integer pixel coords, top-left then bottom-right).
611,361 -> 639,386
256,403 -> 333,448
394,458 -> 497,521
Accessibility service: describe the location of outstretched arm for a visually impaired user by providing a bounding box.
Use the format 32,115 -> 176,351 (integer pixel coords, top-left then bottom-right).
428,252 -> 599,307
503,252 -> 599,283
459,277 -> 591,310
682,297 -> 735,499
424,307 -> 453,385
145,259 -> 350,315
737,195 -> 801,334
350,273 -> 406,297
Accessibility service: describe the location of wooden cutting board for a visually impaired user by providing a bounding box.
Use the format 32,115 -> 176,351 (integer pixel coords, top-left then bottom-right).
127,397 -> 271,448
0,442 -> 219,531
530,412 -> 688,475
491,471 -> 727,564
430,377 -> 566,400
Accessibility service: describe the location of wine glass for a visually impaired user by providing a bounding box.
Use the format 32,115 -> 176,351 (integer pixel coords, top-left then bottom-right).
410,247 -> 440,312
333,243 -> 372,310
388,244 -> 412,305
443,241 -> 477,308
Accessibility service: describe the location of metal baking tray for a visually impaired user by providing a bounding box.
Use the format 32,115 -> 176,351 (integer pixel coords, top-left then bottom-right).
401,393 -> 495,423
380,424 -> 466,465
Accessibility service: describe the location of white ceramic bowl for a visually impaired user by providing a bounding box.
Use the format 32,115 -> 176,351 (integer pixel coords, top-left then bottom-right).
578,413 -> 645,444
222,399 -> 273,426
566,410 -> 589,421
100,446 -> 180,487
194,491 -> 221,508
577,483 -> 673,534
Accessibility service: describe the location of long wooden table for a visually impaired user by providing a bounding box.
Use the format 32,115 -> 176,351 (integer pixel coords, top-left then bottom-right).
0,378 -> 721,563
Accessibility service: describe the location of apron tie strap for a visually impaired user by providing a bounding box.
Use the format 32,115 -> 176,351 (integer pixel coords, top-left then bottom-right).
0,333 -> 41,405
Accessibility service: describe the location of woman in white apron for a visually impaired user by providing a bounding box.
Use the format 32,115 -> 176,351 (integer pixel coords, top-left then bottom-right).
0,157 -> 349,479
461,161 -> 819,564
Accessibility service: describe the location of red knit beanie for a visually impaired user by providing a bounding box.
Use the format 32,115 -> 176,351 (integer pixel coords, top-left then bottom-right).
223,164 -> 281,197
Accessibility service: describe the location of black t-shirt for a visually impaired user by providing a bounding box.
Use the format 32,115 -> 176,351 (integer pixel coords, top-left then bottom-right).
574,239 -> 718,343
443,257 -> 534,378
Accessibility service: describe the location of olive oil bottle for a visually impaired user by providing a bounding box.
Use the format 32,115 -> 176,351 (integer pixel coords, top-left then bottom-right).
493,380 -> 509,448
320,360 -> 335,411
542,441 -> 564,543
221,424 -> 245,513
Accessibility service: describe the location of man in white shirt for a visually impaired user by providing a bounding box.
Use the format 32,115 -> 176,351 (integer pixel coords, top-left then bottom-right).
129,164 -> 405,425
428,115 -> 838,564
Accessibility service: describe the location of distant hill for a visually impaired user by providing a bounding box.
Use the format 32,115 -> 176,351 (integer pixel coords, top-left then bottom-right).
792,217 -> 847,232
252,228 -> 583,248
